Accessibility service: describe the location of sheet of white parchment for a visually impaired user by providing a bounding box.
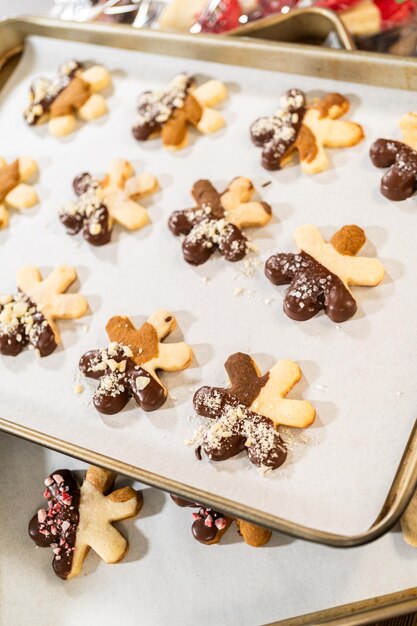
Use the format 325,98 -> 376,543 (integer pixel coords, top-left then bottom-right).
0,35 -> 416,536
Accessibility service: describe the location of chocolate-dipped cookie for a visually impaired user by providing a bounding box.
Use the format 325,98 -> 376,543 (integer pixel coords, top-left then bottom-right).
250,89 -> 363,173
265,225 -> 384,323
29,466 -> 141,579
169,177 -> 271,266
80,310 -> 192,415
188,352 -> 315,471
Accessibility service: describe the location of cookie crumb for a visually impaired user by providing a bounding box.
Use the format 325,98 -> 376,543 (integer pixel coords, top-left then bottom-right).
74,384 -> 84,394
233,287 -> 244,297
202,276 -> 209,284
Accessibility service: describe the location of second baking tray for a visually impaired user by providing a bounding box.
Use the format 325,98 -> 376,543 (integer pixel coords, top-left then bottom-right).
1,17 -> 417,546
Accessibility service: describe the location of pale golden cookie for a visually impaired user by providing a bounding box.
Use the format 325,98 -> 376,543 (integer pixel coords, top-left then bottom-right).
16,265 -> 88,343
132,73 -> 227,151
60,160 -> 159,246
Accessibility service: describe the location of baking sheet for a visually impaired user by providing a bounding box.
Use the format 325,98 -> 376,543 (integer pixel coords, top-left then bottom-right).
1,35 -> 416,537
3,431 -> 417,626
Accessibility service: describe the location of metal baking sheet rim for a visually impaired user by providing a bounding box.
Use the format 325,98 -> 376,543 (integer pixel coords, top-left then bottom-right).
1,16 -> 417,552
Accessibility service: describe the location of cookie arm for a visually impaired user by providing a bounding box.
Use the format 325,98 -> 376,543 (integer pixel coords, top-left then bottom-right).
227,202 -> 271,229
151,342 -> 193,372
106,487 -> 142,521
108,196 -> 149,230
41,266 -> 78,293
16,266 -> 42,293
293,225 -> 384,287
88,521 -> 129,564
192,80 -> 228,107
49,293 -> 88,320
332,255 -> 385,286
322,119 -> 364,149
250,360 -> 316,428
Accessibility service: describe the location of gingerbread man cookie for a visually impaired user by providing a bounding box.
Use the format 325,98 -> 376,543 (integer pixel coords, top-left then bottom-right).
24,60 -> 111,137
250,89 -> 363,173
29,466 -> 142,579
0,266 -> 88,357
80,310 -> 192,415
132,73 -> 228,150
60,160 -> 158,246
189,352 -> 315,470
171,495 -> 271,546
370,113 -> 417,201
265,225 -> 384,323
168,177 -> 271,265
0,156 -> 39,228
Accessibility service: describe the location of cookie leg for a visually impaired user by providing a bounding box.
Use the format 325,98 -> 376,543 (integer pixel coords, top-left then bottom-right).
236,520 -> 272,547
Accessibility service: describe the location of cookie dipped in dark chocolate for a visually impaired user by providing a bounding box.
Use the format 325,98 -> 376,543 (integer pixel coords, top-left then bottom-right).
59,172 -> 112,246
250,88 -> 306,170
265,250 -> 357,323
0,294 -> 57,357
79,343 -> 166,415
168,179 -> 248,266
370,138 -> 417,201
193,386 -> 287,470
170,495 -> 228,543
24,60 -> 85,126
29,469 -> 81,579
132,73 -> 195,141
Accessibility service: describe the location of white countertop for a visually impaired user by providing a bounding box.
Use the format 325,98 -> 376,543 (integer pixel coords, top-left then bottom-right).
1,431 -> 417,626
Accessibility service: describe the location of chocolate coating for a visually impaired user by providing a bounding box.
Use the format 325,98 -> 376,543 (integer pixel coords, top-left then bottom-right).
250,88 -> 306,170
80,344 -> 166,415
24,60 -> 84,126
60,172 -> 112,246
370,138 -> 417,201
193,386 -> 287,470
0,295 -> 57,357
265,250 -> 357,323
170,495 -> 228,544
29,469 -> 80,580
132,73 -> 195,141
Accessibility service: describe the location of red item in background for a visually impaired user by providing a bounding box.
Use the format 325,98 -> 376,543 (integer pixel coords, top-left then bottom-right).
316,0 -> 416,29
194,0 -> 242,33
375,0 -> 416,26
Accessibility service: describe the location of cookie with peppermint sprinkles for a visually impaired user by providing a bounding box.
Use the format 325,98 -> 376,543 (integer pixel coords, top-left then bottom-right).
29,466 -> 141,579
171,494 -> 271,546
188,352 -> 315,472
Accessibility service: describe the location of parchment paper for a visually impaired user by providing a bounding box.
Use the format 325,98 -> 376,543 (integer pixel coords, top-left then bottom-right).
0,35 -> 416,536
